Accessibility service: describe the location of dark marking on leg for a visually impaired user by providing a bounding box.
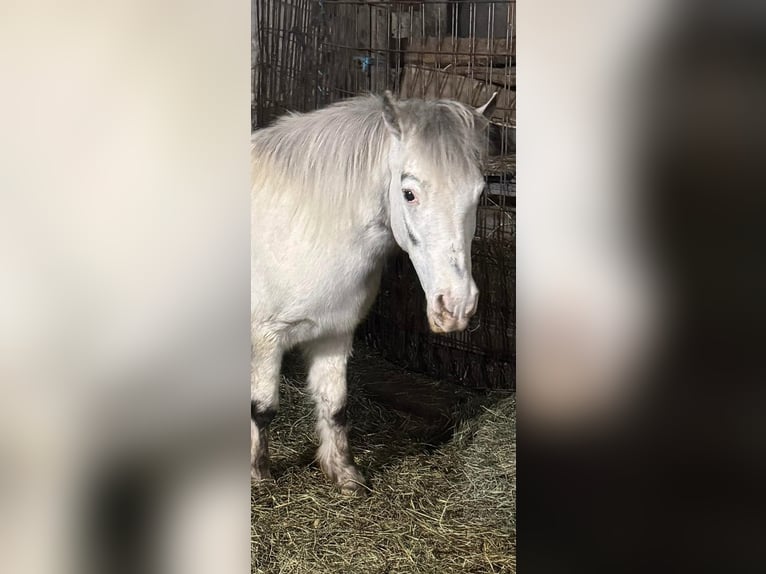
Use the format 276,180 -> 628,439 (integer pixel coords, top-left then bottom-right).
332,405 -> 348,428
251,400 -> 277,429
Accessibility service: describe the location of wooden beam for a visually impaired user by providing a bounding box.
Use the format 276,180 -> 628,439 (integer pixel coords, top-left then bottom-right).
399,65 -> 515,124
404,36 -> 515,66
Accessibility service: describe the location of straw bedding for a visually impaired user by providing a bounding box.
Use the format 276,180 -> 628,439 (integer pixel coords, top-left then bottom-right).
251,352 -> 515,574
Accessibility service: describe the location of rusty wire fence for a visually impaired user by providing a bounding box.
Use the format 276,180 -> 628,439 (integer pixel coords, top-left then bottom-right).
253,0 -> 515,390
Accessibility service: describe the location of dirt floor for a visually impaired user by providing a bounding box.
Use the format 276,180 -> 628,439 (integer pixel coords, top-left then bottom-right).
251,346 -> 515,574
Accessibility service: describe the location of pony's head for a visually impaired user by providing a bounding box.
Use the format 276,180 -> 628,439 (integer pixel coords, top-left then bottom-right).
381,91 -> 497,333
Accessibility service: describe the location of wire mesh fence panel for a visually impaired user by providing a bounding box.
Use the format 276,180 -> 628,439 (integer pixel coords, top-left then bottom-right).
253,0 -> 515,390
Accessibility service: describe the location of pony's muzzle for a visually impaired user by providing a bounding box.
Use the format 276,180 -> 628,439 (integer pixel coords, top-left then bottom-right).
428,288 -> 479,334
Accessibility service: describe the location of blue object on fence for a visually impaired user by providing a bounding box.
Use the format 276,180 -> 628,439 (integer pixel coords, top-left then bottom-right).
353,56 -> 375,73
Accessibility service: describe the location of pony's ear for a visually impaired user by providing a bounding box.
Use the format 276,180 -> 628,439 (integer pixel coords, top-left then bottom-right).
382,90 -> 402,138
476,92 -> 498,118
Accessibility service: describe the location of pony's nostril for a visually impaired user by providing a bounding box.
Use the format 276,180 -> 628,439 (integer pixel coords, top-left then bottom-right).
434,294 -> 447,314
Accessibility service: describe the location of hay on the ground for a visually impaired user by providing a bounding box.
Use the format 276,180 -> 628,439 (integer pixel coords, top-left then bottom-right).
251,364 -> 515,574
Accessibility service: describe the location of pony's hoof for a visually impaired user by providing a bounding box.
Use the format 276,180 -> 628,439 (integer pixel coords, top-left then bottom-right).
321,459 -> 367,495
336,467 -> 368,496
339,478 -> 368,497
251,465 -> 272,483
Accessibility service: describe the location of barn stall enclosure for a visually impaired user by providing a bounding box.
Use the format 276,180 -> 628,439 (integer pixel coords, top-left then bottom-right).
253,0 -> 515,391
252,1 -> 515,572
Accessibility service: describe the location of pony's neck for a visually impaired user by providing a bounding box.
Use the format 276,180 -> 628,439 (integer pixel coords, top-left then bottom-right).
353,163 -> 397,261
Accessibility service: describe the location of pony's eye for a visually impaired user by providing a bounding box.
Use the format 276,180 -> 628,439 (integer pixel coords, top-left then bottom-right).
403,189 -> 416,202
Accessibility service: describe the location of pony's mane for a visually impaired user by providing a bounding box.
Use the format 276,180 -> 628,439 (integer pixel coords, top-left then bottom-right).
252,95 -> 391,212
251,94 -> 487,236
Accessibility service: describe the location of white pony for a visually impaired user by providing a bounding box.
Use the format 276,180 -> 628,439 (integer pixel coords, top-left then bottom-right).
251,91 -> 497,493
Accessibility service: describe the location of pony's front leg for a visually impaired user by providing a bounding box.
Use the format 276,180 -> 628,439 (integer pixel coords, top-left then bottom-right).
304,334 -> 367,495
251,335 -> 282,481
